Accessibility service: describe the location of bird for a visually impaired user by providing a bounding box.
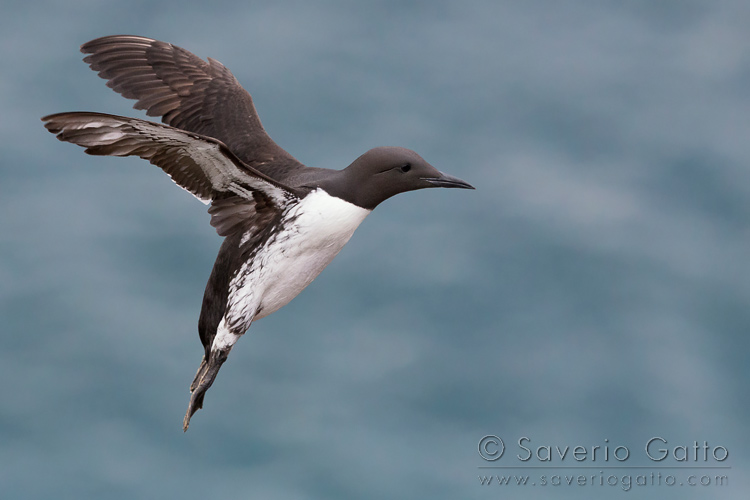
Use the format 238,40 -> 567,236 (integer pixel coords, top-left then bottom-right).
42,35 -> 474,431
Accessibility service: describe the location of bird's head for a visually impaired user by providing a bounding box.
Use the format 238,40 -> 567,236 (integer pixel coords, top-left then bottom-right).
340,146 -> 474,209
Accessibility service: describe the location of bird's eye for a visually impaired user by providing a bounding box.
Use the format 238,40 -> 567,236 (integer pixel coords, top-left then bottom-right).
400,163 -> 411,173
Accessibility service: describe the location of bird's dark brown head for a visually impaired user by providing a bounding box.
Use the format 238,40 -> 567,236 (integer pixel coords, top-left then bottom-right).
330,146 -> 474,210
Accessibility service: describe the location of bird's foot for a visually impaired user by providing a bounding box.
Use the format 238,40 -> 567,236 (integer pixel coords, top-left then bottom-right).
183,348 -> 230,431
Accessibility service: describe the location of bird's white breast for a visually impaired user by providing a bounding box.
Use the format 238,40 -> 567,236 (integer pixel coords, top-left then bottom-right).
229,189 -> 371,326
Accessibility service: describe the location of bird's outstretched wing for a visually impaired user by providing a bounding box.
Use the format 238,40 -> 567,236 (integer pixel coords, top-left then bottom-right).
42,112 -> 301,236
80,35 -> 304,178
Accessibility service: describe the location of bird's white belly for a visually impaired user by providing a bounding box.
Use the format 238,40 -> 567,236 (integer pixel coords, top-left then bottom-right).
230,189 -> 371,326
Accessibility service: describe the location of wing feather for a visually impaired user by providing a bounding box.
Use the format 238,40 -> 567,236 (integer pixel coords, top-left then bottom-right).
80,35 -> 304,179
42,111 -> 301,236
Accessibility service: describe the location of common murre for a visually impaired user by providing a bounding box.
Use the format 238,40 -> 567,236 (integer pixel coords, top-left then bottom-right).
42,35 -> 474,431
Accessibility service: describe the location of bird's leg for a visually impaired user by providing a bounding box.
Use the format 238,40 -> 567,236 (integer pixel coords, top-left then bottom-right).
183,326 -> 244,431
183,348 -> 233,431
189,356 -> 208,392
183,347 -> 232,430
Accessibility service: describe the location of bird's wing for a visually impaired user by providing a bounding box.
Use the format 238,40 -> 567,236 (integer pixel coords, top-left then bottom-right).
80,35 -> 305,179
42,112 -> 301,236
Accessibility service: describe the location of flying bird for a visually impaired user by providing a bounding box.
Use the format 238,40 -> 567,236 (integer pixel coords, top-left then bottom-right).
42,35 -> 474,430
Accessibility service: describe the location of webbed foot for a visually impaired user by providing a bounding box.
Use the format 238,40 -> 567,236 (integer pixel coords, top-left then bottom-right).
183,348 -> 230,431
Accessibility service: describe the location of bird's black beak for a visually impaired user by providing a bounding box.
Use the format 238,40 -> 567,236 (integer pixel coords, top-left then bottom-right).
423,171 -> 475,189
